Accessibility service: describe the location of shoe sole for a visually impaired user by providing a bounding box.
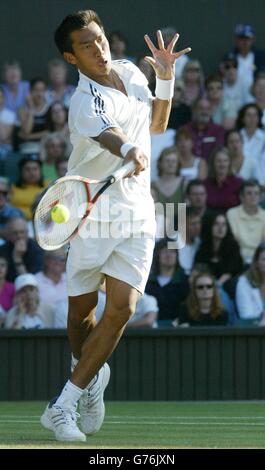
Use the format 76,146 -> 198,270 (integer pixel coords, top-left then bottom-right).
80,363 -> 111,435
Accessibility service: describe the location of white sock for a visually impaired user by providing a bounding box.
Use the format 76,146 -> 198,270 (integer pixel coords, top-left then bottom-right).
55,380 -> 84,410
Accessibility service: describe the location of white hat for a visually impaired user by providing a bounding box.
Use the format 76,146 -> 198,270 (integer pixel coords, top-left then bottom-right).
15,274 -> 38,292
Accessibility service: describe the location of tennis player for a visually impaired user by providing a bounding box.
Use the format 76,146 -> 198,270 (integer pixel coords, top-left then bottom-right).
41,9 -> 191,441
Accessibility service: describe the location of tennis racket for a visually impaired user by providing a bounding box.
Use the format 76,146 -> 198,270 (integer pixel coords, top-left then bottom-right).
34,160 -> 136,250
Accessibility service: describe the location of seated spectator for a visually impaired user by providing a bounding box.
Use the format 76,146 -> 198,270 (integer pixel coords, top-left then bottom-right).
18,78 -> 50,147
137,55 -> 155,95
181,59 -> 205,107
35,249 -> 67,305
145,239 -> 190,324
194,212 -> 243,285
109,31 -> 135,62
235,243 -> 265,324
0,86 -> 16,157
46,59 -> 75,109
5,273 -> 54,329
2,61 -> 30,122
185,179 -> 215,222
10,155 -> 48,220
0,177 -> 24,240
227,179 -> 265,265
0,217 -> 44,281
252,75 -> 265,128
167,80 -> 191,131
45,101 -> 71,155
0,256 -> 15,312
176,127 -> 207,181
221,52 -> 252,113
236,103 -> 265,161
205,74 -> 237,130
226,129 -> 258,179
55,156 -> 68,178
160,26 -> 189,79
176,271 -> 228,326
40,133 -> 67,182
182,98 -> 225,161
151,146 -> 185,215
205,148 -> 242,212
178,207 -> 201,275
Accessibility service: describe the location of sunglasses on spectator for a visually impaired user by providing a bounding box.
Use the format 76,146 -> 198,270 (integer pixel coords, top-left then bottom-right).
224,63 -> 237,70
0,190 -> 8,196
196,284 -> 214,290
175,87 -> 183,92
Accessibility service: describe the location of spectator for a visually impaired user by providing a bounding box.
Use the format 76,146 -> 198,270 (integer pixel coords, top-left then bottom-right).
252,75 -> 265,128
5,273 -> 54,329
18,77 -> 49,146
226,129 -> 258,179
227,179 -> 265,265
176,127 -> 207,181
46,101 -> 71,155
0,177 -> 24,240
181,60 -> 205,107
109,31 -> 135,62
221,52 -> 252,113
230,24 -> 265,93
160,26 -> 189,79
55,156 -> 68,178
35,249 -> 67,305
46,59 -> 75,109
10,155 -> 48,220
167,79 -> 191,131
236,243 -> 265,324
185,179 -> 214,222
182,98 -> 225,161
205,148 -> 242,212
40,133 -> 67,182
176,271 -> 228,326
178,207 -> 201,275
0,256 -> 15,312
0,217 -> 44,281
205,74 -> 237,130
0,86 -> 16,157
145,239 -> 189,324
236,103 -> 265,161
194,212 -> 243,285
1,61 -> 30,121
137,55 -> 155,95
151,146 -> 185,215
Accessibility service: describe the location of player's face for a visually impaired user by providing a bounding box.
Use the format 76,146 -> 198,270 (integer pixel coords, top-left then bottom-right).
66,22 -> 111,79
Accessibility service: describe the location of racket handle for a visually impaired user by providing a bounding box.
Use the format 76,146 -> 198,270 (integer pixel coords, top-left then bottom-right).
110,160 -> 136,183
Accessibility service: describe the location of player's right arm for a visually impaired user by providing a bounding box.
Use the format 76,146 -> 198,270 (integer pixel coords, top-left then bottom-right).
93,127 -> 148,176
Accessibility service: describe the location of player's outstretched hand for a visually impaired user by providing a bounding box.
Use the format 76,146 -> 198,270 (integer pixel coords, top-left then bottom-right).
123,147 -> 148,177
144,30 -> 191,80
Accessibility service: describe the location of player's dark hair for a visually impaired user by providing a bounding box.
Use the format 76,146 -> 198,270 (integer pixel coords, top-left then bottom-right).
54,9 -> 105,55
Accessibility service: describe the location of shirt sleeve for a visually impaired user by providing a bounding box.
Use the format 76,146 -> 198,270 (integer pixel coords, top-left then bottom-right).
74,93 -> 122,138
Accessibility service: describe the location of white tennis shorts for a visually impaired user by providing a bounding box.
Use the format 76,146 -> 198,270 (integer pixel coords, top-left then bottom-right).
66,217 -> 156,296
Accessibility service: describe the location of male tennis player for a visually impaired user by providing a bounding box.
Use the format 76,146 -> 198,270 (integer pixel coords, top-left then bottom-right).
41,9 -> 190,441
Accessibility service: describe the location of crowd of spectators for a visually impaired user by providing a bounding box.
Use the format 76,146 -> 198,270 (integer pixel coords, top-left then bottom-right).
1,22 -> 265,329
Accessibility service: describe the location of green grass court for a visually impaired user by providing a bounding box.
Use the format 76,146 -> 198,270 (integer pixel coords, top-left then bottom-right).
0,401 -> 265,448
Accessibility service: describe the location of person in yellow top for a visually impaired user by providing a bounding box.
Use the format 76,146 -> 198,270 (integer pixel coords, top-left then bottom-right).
10,155 -> 48,220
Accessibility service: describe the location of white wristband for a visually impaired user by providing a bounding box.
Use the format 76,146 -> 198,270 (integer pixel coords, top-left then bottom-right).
120,142 -> 136,158
155,76 -> 175,100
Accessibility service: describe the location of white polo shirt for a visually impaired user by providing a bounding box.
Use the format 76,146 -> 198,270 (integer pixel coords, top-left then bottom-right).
67,60 -> 155,222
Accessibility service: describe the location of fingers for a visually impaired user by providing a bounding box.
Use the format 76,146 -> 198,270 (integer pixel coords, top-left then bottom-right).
144,34 -> 157,54
144,56 -> 156,69
174,47 -> 192,59
156,30 -> 165,50
167,32 -> 179,53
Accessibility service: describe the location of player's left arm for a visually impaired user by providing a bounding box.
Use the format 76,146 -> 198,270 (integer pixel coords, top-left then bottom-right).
144,30 -> 191,134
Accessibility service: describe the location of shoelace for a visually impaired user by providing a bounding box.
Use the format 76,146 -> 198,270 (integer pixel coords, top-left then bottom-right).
52,406 -> 80,426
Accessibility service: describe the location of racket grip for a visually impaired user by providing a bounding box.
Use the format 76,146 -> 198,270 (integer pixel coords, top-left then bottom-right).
111,160 -> 136,183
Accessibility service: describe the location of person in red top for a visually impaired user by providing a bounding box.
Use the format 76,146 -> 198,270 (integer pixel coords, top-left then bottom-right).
205,147 -> 243,212
182,98 -> 225,161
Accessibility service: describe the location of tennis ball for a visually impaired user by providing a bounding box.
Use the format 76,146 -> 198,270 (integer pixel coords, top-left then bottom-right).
51,204 -> 70,224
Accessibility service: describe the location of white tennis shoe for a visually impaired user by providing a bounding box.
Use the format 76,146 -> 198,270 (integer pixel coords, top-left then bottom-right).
41,401 -> 86,442
79,363 -> 110,435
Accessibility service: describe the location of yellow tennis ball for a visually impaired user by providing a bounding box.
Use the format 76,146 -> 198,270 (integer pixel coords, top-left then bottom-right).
51,204 -> 70,224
